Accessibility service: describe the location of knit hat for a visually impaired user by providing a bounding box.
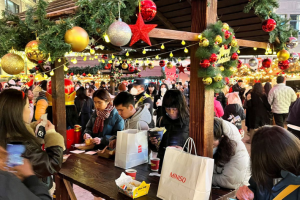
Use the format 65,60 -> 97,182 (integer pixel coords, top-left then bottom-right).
118,83 -> 127,91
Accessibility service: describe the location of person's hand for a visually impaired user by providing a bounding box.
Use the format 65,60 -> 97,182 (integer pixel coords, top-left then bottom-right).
109,139 -> 116,149
93,137 -> 101,145
11,159 -> 35,181
35,119 -> 42,125
236,185 -> 254,200
247,93 -> 251,101
150,137 -> 158,145
83,133 -> 91,140
45,120 -> 55,131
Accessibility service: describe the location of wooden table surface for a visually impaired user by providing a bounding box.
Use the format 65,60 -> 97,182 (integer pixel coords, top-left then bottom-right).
58,153 -> 236,200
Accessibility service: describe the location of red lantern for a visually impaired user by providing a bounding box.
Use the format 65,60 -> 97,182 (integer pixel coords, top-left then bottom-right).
70,73 -> 74,76
231,53 -> 238,60
128,66 -> 135,72
278,60 -> 290,70
186,64 -> 190,71
262,58 -> 272,68
237,60 -> 243,69
209,53 -> 218,63
159,60 -> 165,67
47,79 -> 74,95
199,60 -> 210,68
224,30 -> 231,39
82,73 -> 86,77
138,74 -> 142,78
101,54 -> 108,59
139,0 -> 157,22
262,19 -> 277,32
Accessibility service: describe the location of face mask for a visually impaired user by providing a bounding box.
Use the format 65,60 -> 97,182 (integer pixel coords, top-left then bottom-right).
213,147 -> 218,155
161,88 -> 167,94
86,85 -> 89,89
75,87 -> 80,91
130,87 -> 138,95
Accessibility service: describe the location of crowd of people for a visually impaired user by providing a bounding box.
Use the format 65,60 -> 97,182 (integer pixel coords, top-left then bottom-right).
0,75 -> 299,200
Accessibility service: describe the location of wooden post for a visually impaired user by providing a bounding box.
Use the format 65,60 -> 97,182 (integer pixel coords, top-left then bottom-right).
51,59 -> 67,143
189,0 -> 217,158
110,79 -> 116,95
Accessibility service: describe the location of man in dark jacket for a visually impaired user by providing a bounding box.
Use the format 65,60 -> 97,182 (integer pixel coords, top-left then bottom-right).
232,80 -> 245,102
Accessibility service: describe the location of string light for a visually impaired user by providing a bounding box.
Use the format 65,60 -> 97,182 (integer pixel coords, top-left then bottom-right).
155,55 -> 159,59
95,56 -> 98,59
126,51 -> 129,56
198,34 -> 203,40
237,50 -> 240,54
50,70 -> 54,76
142,48 -> 146,54
83,56 -> 87,61
102,59 -> 105,63
253,47 -> 257,50
90,49 -> 95,54
109,60 -> 112,63
170,52 -> 173,57
178,58 -> 181,62
112,54 -> 115,59
104,33 -> 110,43
64,65 -> 69,71
181,40 -> 186,45
127,60 -> 130,63
135,59 -> 138,63
184,48 -> 188,53
44,74 -> 48,79
273,51 -> 276,55
161,44 -> 165,49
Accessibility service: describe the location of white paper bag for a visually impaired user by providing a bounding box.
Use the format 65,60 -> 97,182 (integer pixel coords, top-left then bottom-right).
157,138 -> 214,200
115,128 -> 148,169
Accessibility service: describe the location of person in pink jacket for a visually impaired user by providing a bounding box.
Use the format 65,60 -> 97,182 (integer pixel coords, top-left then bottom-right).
214,97 -> 224,118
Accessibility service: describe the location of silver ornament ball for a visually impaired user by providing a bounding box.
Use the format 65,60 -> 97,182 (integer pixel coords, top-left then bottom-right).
107,19 -> 132,47
288,52 -> 299,63
249,58 -> 258,70
286,37 -> 298,49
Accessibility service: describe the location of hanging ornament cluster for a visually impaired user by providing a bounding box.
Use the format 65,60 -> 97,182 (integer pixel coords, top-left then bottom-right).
64,26 -> 89,52
139,0 -> 157,22
262,19 -> 277,32
107,18 -> 132,46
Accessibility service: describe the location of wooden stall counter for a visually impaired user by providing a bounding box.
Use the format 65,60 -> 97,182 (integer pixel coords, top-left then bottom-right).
55,153 -> 236,200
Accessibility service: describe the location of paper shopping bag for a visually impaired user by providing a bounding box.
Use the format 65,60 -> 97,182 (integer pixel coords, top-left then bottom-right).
157,138 -> 214,200
115,129 -> 148,169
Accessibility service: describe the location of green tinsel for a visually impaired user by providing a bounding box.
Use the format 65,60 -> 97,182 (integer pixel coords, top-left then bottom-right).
244,0 -> 298,50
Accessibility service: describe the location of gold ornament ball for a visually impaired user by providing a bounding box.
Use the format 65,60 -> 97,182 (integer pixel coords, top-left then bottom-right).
148,63 -> 154,69
25,40 -> 49,63
122,63 -> 128,69
65,26 -> 89,52
231,39 -> 238,47
215,35 -> 222,44
223,23 -> 229,30
219,66 -> 225,71
1,53 -> 25,75
214,75 -> 223,82
202,38 -> 209,47
166,62 -> 173,69
202,77 -> 212,85
277,49 -> 290,61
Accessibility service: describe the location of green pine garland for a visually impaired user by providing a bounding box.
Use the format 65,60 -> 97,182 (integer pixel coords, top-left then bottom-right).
196,20 -> 239,92
244,0 -> 298,50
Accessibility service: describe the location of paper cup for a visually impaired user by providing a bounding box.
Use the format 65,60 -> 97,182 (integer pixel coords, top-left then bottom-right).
125,169 -> 137,180
150,158 -> 160,171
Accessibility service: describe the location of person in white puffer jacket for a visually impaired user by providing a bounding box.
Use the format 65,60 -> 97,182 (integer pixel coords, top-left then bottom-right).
212,118 -> 251,189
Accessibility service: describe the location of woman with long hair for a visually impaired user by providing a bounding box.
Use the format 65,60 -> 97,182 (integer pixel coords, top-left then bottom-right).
146,82 -> 157,101
153,83 -> 169,121
0,89 -> 65,186
264,82 -> 272,97
85,82 -> 94,98
246,83 -> 271,143
75,87 -> 94,132
213,118 -> 251,189
151,90 -> 189,172
237,126 -> 300,200
83,89 -> 124,150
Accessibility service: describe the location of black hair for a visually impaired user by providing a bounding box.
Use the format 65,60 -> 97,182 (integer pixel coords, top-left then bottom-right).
101,81 -> 106,85
113,92 -> 135,108
91,81 -> 95,85
76,87 -> 88,101
146,82 -> 157,96
277,76 -> 285,84
252,82 -> 264,96
128,84 -> 133,93
264,82 -> 272,96
238,80 -> 243,83
93,89 -> 111,102
39,80 -> 48,91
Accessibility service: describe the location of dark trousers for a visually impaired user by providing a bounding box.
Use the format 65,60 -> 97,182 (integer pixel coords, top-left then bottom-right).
273,113 -> 288,127
288,127 -> 300,140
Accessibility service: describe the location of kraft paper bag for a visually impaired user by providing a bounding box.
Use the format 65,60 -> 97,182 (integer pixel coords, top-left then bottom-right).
157,138 -> 214,200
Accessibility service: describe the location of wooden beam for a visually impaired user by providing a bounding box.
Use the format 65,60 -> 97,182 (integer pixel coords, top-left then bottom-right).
51,59 -> 67,144
189,0 -> 217,158
156,11 -> 177,30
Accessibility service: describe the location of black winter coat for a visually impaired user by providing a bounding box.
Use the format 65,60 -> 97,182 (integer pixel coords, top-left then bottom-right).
157,115 -> 189,172
216,92 -> 227,109
222,104 -> 245,130
75,97 -> 94,132
153,95 -> 164,121
246,92 -> 271,129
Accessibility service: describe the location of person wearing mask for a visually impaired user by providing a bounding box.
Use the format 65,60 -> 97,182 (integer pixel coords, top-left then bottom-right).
130,79 -> 154,128
83,89 -> 124,150
0,89 -> 65,189
75,87 -> 94,133
0,148 -> 52,200
268,76 -> 297,127
151,90 -> 189,172
223,92 -> 245,130
85,83 -> 94,98
236,126 -> 300,200
114,93 -> 151,150
75,83 -> 81,91
146,82 -> 157,101
286,97 -> 300,139
264,82 -> 272,97
232,80 -> 246,102
246,83 -> 271,143
213,118 -> 251,189
154,83 -> 168,121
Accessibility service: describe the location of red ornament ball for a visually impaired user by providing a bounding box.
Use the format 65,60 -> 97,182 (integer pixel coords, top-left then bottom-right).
82,73 -> 86,77
159,60 -> 165,67
224,45 -> 228,49
186,64 -> 190,71
209,53 -> 218,63
70,73 -> 74,76
237,60 -> 243,69
128,66 -> 135,72
107,63 -> 112,69
138,74 -> 142,78
224,30 -> 231,39
101,54 -> 108,59
231,53 -> 239,60
262,19 -> 277,32
262,58 -> 272,68
278,60 -> 290,70
104,65 -> 109,70
199,60 -> 210,68
139,0 -> 157,22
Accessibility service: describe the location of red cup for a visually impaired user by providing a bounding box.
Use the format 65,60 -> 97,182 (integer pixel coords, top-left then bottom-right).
151,158 -> 160,171
125,169 -> 137,180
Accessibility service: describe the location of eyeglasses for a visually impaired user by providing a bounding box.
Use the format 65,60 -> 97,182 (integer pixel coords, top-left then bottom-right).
165,108 -> 178,112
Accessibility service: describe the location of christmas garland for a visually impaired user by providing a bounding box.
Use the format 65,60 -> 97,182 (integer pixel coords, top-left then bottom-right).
196,20 -> 239,92
244,0 -> 298,50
